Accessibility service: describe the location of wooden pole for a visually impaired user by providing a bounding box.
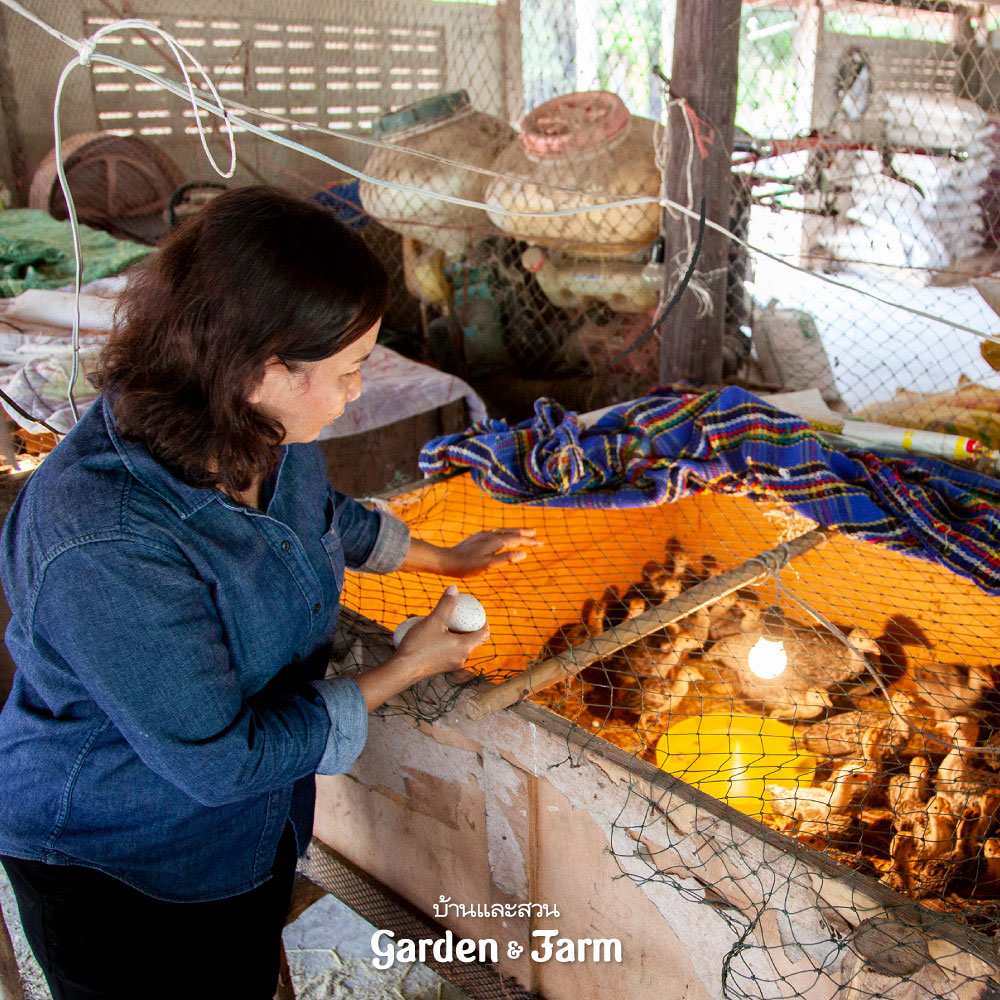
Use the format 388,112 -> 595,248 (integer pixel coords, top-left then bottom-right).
499,0 -> 524,124
465,528 -> 828,721
0,901 -> 26,1000
659,0 -> 742,386
0,7 -> 27,203
794,0 -> 826,266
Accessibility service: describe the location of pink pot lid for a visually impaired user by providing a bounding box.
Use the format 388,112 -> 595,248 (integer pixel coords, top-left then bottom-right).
520,91 -> 629,158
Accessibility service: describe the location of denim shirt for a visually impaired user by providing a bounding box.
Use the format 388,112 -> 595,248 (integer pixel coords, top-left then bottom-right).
0,396 -> 410,901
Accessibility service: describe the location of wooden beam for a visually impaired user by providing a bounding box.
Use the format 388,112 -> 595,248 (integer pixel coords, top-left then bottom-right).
795,0 -> 826,265
659,0 -> 742,386
498,0 -> 523,123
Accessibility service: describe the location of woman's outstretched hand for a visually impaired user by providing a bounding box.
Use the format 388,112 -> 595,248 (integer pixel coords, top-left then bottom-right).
400,529 -> 542,579
354,586 -> 489,710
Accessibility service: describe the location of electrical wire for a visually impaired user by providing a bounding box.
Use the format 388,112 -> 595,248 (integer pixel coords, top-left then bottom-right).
1,0 -> 998,437
757,560 -> 1000,758
0,385 -> 62,437
605,197 -> 707,368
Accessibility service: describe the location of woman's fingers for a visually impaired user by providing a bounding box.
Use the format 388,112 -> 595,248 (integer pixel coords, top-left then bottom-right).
489,528 -> 542,551
426,584 -> 459,625
488,549 -> 527,567
461,622 -> 490,651
400,594 -> 489,678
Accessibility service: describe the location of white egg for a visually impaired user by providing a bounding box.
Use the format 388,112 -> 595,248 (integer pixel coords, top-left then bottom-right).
447,593 -> 487,633
393,615 -> 424,648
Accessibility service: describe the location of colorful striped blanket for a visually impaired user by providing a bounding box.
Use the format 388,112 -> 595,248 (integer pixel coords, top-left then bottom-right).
418,386 -> 1000,595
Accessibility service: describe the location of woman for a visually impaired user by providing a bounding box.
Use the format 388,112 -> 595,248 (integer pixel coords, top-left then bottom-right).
0,186 -> 536,1000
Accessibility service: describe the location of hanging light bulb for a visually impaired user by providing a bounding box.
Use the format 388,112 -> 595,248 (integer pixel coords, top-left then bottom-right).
747,636 -> 787,679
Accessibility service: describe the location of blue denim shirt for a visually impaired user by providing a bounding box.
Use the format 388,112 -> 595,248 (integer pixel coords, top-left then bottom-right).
0,396 -> 410,901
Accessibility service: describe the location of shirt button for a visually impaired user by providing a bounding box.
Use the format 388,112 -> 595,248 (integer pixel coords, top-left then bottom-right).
292,653 -> 301,663
313,603 -> 322,614
281,540 -> 291,553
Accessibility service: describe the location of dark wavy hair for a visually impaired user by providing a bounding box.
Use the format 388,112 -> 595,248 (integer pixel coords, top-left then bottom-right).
96,186 -> 388,495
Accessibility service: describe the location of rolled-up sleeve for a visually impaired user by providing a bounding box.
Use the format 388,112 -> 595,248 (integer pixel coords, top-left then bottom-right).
332,490 -> 410,574
31,538 -> 338,807
358,510 -> 410,574
307,676 -> 369,774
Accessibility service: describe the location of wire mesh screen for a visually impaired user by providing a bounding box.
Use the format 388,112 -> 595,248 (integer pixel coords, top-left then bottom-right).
4,0 -> 1000,997
4,1 -> 1000,399
342,472 -> 1000,998
737,3 -> 1000,416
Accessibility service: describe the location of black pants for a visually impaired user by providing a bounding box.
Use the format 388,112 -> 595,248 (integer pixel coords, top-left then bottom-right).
1,823 -> 298,1000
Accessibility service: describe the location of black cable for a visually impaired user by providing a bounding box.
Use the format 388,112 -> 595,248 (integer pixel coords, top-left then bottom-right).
0,385 -> 63,437
605,195 -> 708,369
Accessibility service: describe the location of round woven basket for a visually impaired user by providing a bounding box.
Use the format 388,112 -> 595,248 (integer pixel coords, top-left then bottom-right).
29,132 -> 184,244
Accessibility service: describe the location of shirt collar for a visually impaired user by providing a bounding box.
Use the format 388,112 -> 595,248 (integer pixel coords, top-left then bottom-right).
101,395 -> 259,521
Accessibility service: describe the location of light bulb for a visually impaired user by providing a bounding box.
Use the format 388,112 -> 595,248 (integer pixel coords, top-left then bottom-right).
747,636 -> 787,679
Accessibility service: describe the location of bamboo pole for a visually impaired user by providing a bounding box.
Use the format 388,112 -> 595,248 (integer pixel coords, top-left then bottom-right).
465,528 -> 828,721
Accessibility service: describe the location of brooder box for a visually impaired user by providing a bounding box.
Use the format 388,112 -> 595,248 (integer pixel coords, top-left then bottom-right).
316,473 -> 1000,1000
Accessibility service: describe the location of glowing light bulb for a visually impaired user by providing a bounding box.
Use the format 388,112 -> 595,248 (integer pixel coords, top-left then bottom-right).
748,636 -> 787,679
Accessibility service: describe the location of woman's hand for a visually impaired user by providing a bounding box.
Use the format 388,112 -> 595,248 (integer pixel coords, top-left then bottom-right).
400,529 -> 541,579
354,586 -> 489,710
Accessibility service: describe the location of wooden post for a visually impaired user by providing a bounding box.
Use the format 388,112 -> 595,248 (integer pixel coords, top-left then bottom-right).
795,0 -> 826,266
0,900 -> 26,1000
498,0 -> 523,123
0,6 -> 26,203
659,0 -> 742,386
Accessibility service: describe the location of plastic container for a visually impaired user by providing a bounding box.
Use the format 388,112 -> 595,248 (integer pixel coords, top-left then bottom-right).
521,246 -> 658,313
485,91 -> 661,258
401,237 -> 449,305
359,91 -> 514,259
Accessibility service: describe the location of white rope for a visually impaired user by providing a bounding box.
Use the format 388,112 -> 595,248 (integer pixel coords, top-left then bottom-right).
22,3 -> 238,428
1,0 -> 997,426
52,59 -> 86,424
660,99 -> 716,319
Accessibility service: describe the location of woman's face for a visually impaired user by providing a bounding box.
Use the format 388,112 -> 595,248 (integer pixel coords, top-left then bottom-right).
248,322 -> 380,444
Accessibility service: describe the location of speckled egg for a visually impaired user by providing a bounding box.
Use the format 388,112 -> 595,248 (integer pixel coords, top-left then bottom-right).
447,594 -> 487,633
392,615 -> 424,648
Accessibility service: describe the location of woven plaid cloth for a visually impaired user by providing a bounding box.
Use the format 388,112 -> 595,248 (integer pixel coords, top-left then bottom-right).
419,386 -> 1000,595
